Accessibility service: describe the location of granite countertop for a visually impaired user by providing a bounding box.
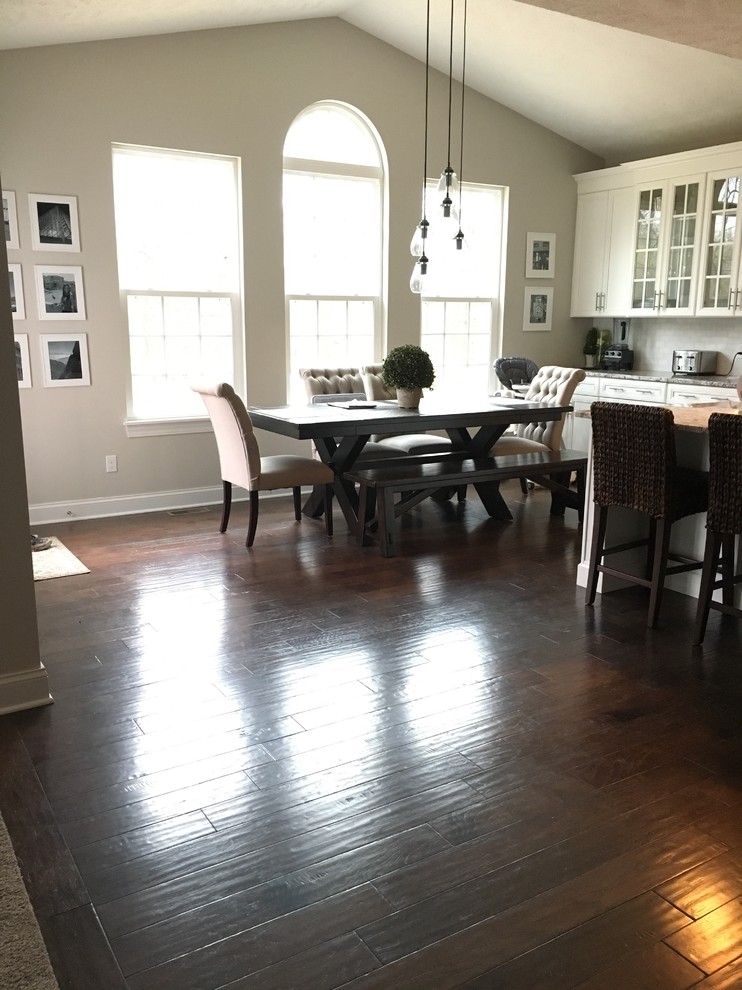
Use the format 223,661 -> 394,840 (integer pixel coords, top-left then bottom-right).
585,369 -> 739,388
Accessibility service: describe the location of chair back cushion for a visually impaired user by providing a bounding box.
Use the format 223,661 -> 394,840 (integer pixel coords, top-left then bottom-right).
494,356 -> 539,390
516,365 -> 586,449
361,364 -> 397,401
299,367 -> 365,401
707,412 -> 742,534
591,401 -> 677,518
191,381 -> 260,490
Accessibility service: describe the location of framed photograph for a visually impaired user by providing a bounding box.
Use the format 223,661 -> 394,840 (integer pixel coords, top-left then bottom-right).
8,263 -> 25,320
3,190 -> 19,249
525,231 -> 556,278
523,287 -> 553,331
34,265 -> 86,320
28,193 -> 80,251
40,333 -> 90,387
14,333 -> 31,388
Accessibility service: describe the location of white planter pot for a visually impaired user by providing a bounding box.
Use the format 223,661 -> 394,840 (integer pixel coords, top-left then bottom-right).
396,387 -> 423,409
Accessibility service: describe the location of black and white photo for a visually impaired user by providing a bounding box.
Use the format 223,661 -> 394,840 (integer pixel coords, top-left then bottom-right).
34,264 -> 86,320
523,286 -> 553,331
28,193 -> 80,251
40,333 -> 90,387
8,263 -> 24,319
3,190 -> 19,249
14,333 -> 31,388
525,231 -> 556,278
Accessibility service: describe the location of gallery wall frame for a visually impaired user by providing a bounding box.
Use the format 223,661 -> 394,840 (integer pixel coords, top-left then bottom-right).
3,190 -> 19,250
34,264 -> 86,320
14,333 -> 31,389
40,333 -> 90,387
8,263 -> 24,320
28,193 -> 80,252
523,286 -> 553,332
525,231 -> 556,278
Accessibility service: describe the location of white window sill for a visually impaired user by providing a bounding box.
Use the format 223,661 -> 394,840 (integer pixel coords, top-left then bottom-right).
125,416 -> 213,438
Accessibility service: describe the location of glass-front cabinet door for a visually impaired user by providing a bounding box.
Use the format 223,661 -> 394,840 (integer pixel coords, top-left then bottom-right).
697,172 -> 742,315
629,175 -> 704,316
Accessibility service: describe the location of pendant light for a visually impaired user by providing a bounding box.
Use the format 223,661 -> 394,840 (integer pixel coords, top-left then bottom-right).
410,0 -> 431,293
437,0 -> 460,221
454,0 -> 467,250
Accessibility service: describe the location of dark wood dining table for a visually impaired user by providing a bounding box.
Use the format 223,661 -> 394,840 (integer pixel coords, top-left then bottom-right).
248,397 -> 573,538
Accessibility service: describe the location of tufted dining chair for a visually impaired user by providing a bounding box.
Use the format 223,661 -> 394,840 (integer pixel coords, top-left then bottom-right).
191,381 -> 334,548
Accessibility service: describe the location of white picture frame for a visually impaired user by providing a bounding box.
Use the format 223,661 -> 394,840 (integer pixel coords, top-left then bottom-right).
525,231 -> 556,278
8,263 -> 25,320
40,333 -> 90,387
523,286 -> 553,331
28,193 -> 80,252
14,333 -> 31,388
34,264 -> 86,320
3,190 -> 19,250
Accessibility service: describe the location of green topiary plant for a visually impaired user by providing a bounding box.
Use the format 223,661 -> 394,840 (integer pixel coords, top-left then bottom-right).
583,327 -> 599,357
381,344 -> 436,391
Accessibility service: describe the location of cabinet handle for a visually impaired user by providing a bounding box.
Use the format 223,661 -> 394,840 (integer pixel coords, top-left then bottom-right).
729,291 -> 737,311
595,291 -> 600,311
601,292 -> 606,310
653,289 -> 664,311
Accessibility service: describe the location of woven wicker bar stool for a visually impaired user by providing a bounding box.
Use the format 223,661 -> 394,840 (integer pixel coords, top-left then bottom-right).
585,402 -> 708,628
693,412 -> 742,645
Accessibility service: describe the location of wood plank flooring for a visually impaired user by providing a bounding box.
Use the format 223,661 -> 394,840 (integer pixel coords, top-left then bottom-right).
2,483 -> 742,989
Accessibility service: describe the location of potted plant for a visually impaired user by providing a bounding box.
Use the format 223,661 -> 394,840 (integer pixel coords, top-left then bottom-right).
382,344 -> 436,409
583,327 -> 599,369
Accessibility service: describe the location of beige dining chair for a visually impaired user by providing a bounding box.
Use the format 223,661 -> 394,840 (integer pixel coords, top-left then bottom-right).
191,380 -> 334,547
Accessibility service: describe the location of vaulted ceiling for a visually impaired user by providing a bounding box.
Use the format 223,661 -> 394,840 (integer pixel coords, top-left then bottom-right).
3,0 -> 742,164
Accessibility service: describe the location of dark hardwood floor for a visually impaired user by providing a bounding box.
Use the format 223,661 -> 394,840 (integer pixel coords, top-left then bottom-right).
3,482 -> 742,989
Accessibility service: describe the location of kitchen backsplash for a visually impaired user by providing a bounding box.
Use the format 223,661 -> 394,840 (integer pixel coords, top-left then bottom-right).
591,317 -> 742,375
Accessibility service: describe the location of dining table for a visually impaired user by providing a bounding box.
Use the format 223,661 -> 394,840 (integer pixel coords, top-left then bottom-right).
248,396 -> 574,538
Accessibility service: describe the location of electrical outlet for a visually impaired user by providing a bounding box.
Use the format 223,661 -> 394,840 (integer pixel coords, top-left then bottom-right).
105,454 -> 118,473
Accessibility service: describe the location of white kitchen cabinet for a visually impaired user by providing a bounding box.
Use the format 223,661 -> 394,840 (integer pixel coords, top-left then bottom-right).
598,378 -> 667,405
628,174 -> 706,317
666,381 -> 737,405
570,187 -> 633,317
696,169 -> 742,316
564,377 -> 599,450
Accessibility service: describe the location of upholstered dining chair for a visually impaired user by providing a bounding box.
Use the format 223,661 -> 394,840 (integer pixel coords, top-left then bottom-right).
490,365 -> 586,503
586,401 -> 708,628
191,381 -> 334,548
693,412 -> 742,644
360,363 -> 453,456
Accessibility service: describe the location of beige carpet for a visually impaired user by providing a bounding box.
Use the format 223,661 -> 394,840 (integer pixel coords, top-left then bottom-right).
32,538 -> 89,582
0,811 -> 59,989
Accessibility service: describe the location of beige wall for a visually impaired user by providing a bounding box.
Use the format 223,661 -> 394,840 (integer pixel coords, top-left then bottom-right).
0,17 -> 601,519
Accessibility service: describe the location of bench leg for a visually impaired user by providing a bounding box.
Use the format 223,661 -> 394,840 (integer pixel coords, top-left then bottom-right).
376,488 -> 398,557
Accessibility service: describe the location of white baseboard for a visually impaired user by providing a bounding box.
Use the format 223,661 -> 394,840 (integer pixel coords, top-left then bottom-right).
29,486 -> 229,525
0,665 -> 53,716
28,486 -> 291,526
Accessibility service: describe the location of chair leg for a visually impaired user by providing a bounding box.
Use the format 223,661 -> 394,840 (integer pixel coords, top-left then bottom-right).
292,486 -> 302,521
693,530 -> 722,645
323,484 -> 333,537
721,533 -> 736,606
647,517 -> 672,628
457,485 -> 467,502
220,480 -> 232,533
519,477 -> 528,495
246,491 -> 259,547
585,505 -> 609,606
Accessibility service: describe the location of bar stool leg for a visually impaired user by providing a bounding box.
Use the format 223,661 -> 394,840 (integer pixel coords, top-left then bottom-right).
693,530 -> 722,645
586,505 -> 609,606
647,518 -> 671,628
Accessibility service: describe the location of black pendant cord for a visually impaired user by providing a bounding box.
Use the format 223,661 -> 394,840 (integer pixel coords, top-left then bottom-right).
456,0 -> 467,248
421,0 -> 430,270
445,0 -> 454,175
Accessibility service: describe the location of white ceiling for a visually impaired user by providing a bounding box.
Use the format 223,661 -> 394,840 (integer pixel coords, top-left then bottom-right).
3,0 -> 742,164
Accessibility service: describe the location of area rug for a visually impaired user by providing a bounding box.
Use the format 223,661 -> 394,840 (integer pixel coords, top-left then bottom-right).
0,810 -> 59,989
32,538 -> 89,582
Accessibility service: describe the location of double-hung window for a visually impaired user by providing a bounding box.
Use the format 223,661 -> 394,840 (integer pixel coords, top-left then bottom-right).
420,182 -> 506,395
112,144 -> 242,433
283,103 -> 385,404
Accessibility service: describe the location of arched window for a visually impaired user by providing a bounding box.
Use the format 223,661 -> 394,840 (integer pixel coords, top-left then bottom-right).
283,102 -> 386,403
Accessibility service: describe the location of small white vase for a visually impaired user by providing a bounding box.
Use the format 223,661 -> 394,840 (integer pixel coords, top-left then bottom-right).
396,387 -> 423,409
584,354 -> 596,369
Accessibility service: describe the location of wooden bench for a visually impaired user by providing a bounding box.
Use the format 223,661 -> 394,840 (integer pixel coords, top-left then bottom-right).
345,448 -> 589,556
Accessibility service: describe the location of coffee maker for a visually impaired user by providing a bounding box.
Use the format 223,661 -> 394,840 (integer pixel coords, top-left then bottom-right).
601,319 -> 634,371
